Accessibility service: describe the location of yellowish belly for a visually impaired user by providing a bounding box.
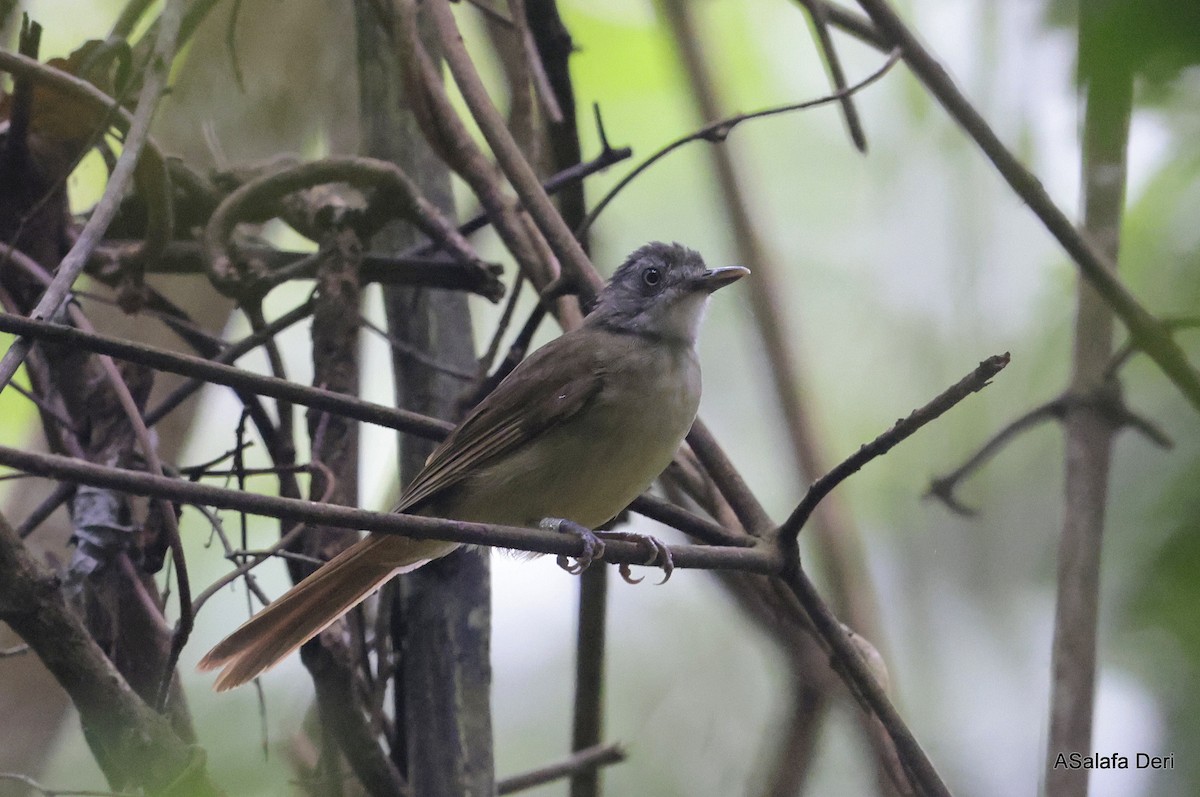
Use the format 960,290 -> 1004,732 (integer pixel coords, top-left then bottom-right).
444,344 -> 700,529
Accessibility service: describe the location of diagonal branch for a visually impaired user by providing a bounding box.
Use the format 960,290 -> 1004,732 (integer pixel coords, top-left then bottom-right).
426,0 -> 602,297
781,354 -> 1010,541
852,0 -> 1200,415
0,511 -> 220,795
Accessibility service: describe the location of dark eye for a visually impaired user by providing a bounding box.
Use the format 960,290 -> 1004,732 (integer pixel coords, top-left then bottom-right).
641,266 -> 662,289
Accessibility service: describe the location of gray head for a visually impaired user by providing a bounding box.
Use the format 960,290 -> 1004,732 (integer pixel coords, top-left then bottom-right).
586,242 -> 748,345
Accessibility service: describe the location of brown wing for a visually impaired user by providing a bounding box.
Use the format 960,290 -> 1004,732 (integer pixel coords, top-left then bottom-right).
394,331 -> 604,513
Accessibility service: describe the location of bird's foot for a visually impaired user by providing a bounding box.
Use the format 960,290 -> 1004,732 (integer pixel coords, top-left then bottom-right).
594,530 -> 675,585
542,518 -> 605,574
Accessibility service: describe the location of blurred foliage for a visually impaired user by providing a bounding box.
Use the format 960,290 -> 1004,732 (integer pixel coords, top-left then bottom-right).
1046,0 -> 1200,92
1124,456 -> 1200,793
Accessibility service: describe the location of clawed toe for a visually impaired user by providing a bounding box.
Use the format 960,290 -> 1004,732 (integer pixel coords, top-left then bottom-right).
599,530 -> 674,585
543,518 -> 606,574
540,520 -> 674,584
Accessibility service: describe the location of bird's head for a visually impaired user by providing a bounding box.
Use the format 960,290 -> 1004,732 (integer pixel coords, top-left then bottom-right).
586,242 -> 748,345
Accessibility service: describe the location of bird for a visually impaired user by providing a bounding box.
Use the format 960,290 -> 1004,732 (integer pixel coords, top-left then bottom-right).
198,242 -> 747,690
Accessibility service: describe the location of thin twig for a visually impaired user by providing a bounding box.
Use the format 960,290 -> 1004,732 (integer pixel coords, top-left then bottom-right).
927,398 -> 1065,516
185,502 -> 271,608
16,480 -> 75,538
478,270 -> 526,375
360,314 -> 475,381
190,519 -> 310,616
144,297 -> 315,426
781,354 -> 1009,541
7,379 -> 78,432
780,568 -> 951,797
576,48 -> 900,238
497,743 -> 625,795
794,0 -> 868,150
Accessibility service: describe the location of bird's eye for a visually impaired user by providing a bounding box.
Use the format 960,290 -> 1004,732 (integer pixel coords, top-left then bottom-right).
641,266 -> 662,289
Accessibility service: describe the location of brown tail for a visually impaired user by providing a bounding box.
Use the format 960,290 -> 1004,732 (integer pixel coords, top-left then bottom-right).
198,534 -> 457,691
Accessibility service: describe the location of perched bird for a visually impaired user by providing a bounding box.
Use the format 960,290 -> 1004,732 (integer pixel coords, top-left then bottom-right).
199,242 -> 747,690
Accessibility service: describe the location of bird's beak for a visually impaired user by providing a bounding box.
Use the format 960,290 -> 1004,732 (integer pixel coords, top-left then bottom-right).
692,265 -> 750,292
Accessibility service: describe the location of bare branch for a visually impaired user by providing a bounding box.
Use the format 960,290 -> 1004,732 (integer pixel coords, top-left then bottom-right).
793,0 -> 868,150
497,743 -> 625,795
427,0 -> 601,297
927,398 -> 1065,516
0,444 -> 782,575
201,156 -> 488,297
853,0 -> 1200,415
576,49 -> 900,238
781,354 -> 1009,541
0,512 -> 220,795
0,312 -> 454,441
780,568 -> 951,797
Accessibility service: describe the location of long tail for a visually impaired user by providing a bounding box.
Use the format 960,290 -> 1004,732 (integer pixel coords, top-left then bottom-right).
198,534 -> 457,691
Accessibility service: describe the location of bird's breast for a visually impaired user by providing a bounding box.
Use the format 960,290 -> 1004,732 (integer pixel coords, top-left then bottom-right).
450,341 -> 701,529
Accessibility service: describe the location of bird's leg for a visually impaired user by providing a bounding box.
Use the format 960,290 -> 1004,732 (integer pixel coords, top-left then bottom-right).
541,520 -> 675,584
542,518 -> 605,574
594,530 -> 674,584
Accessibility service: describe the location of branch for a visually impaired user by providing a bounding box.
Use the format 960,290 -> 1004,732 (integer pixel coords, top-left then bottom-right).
0,312 -> 454,441
427,0 -> 602,297
794,0 -> 868,150
0,445 -> 783,574
0,0 -> 181,391
393,2 -> 569,307
853,0 -> 1200,415
779,567 -> 950,797
781,354 -> 1010,541
807,0 -> 887,49
686,419 -> 776,536
927,398 -> 1065,515
629,494 -> 753,548
497,743 -> 625,795
0,512 -> 220,795
1045,17 -> 1132,793
91,241 -> 507,300
201,156 -> 488,298
576,48 -> 900,238
144,297 -> 316,426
